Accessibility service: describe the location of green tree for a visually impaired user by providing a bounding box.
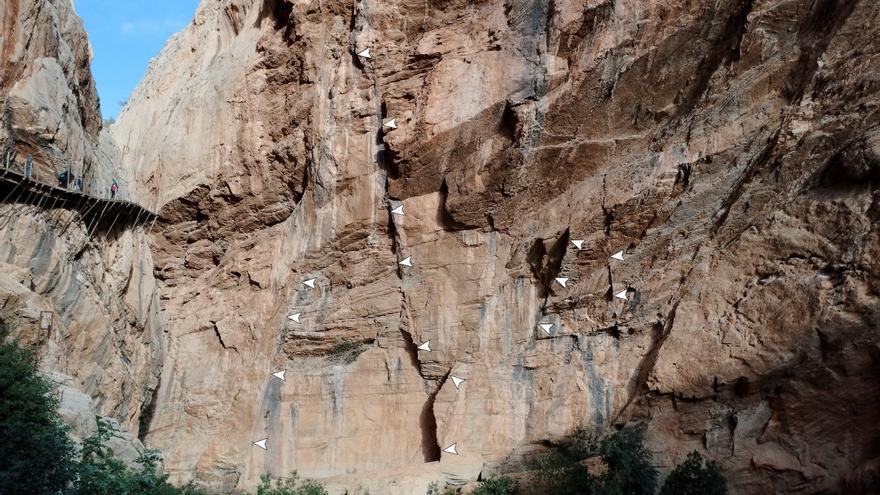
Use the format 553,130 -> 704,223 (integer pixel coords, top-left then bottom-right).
560,427 -> 599,460
660,451 -> 727,495
70,417 -> 207,495
473,476 -> 518,495
71,417 -> 135,495
257,471 -> 328,495
526,450 -> 595,495
597,425 -> 658,495
0,323 -> 76,495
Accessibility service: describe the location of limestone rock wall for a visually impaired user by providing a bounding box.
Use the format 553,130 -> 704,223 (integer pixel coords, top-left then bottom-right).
0,0 -> 120,194
104,0 -> 879,493
0,0 -> 164,444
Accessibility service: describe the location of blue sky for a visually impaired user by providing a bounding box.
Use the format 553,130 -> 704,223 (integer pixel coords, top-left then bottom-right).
75,0 -> 201,119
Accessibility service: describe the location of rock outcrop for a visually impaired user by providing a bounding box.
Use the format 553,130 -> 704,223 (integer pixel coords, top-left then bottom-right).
104,0 -> 880,493
0,0 -> 163,442
2,0 -> 878,493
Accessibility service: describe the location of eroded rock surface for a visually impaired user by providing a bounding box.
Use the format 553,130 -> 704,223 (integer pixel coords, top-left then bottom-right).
2,0 -> 878,493
0,0 -> 164,442
103,0 -> 880,492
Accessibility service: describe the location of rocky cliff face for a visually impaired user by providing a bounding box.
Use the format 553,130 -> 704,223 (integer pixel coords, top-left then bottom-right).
106,0 -> 880,492
0,0 -> 125,194
0,0 -> 163,441
5,0 -> 878,493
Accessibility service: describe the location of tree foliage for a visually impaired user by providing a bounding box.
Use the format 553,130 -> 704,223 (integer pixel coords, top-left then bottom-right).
473,476 -> 518,495
0,323 -> 77,495
69,417 -> 206,495
596,425 -> 657,495
660,451 -> 727,495
257,471 -> 328,495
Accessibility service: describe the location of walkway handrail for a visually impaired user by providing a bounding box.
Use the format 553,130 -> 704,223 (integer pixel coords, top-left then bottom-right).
0,153 -> 153,214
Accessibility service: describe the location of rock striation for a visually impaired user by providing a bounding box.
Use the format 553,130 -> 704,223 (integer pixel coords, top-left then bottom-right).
105,0 -> 880,492
2,0 -> 879,493
0,0 -> 163,446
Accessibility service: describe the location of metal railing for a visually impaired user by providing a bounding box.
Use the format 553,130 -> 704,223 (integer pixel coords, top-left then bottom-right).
2,147 -> 134,204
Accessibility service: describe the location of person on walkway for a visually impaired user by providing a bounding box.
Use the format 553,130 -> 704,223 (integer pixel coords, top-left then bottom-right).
58,170 -> 69,187
110,180 -> 118,199
23,155 -> 33,178
74,176 -> 83,191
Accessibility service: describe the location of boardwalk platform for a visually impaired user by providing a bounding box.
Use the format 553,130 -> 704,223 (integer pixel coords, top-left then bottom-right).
0,167 -> 158,231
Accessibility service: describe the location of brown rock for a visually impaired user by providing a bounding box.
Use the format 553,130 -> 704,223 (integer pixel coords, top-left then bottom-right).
2,0 -> 879,493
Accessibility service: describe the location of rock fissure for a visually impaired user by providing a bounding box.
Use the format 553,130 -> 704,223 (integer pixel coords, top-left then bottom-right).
4,0 -> 880,492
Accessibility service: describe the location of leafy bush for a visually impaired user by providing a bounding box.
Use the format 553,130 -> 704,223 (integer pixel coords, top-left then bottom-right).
0,323 -> 77,495
596,425 -> 657,495
660,451 -> 727,495
473,475 -> 518,495
257,471 -> 328,495
329,341 -> 366,364
522,425 -> 658,495
560,427 -> 599,460
71,417 -> 207,495
525,450 -> 595,495
426,481 -> 457,495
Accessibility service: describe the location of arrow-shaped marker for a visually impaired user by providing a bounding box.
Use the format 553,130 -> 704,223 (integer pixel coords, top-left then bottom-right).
614,289 -> 628,300
572,240 -> 585,250
302,278 -> 316,289
272,370 -> 286,381
451,376 -> 465,389
399,257 -> 413,267
288,313 -> 301,323
611,250 -> 625,261
443,443 -> 458,455
555,277 -> 569,288
391,205 -> 405,216
253,439 -> 268,450
383,118 -> 397,130
418,341 -> 431,352
539,323 -> 553,334
357,48 -> 371,59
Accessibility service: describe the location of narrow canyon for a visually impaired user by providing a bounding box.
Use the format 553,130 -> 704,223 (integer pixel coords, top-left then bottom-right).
1,0 -> 878,493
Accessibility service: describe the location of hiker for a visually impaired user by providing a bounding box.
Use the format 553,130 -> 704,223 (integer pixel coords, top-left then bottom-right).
57,170 -> 69,187
23,155 -> 33,178
74,176 -> 83,191
110,180 -> 118,199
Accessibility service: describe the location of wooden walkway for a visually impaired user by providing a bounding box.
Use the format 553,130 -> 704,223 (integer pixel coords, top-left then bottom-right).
0,166 -> 158,231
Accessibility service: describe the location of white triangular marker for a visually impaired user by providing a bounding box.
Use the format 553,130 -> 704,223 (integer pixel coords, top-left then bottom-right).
443,443 -> 458,455
272,370 -> 286,381
357,48 -> 371,59
418,341 -> 431,352
399,257 -> 413,267
253,439 -> 268,450
303,278 -> 316,289
614,289 -> 628,300
611,250 -> 625,261
555,277 -> 569,288
451,376 -> 464,389
383,118 -> 397,130
572,240 -> 585,250
391,205 -> 405,216
288,313 -> 301,323
539,323 -> 553,334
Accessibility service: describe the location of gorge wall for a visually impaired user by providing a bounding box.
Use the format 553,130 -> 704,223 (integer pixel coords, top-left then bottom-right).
110,0 -> 880,492
0,0 -> 162,449
1,0 -> 879,493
